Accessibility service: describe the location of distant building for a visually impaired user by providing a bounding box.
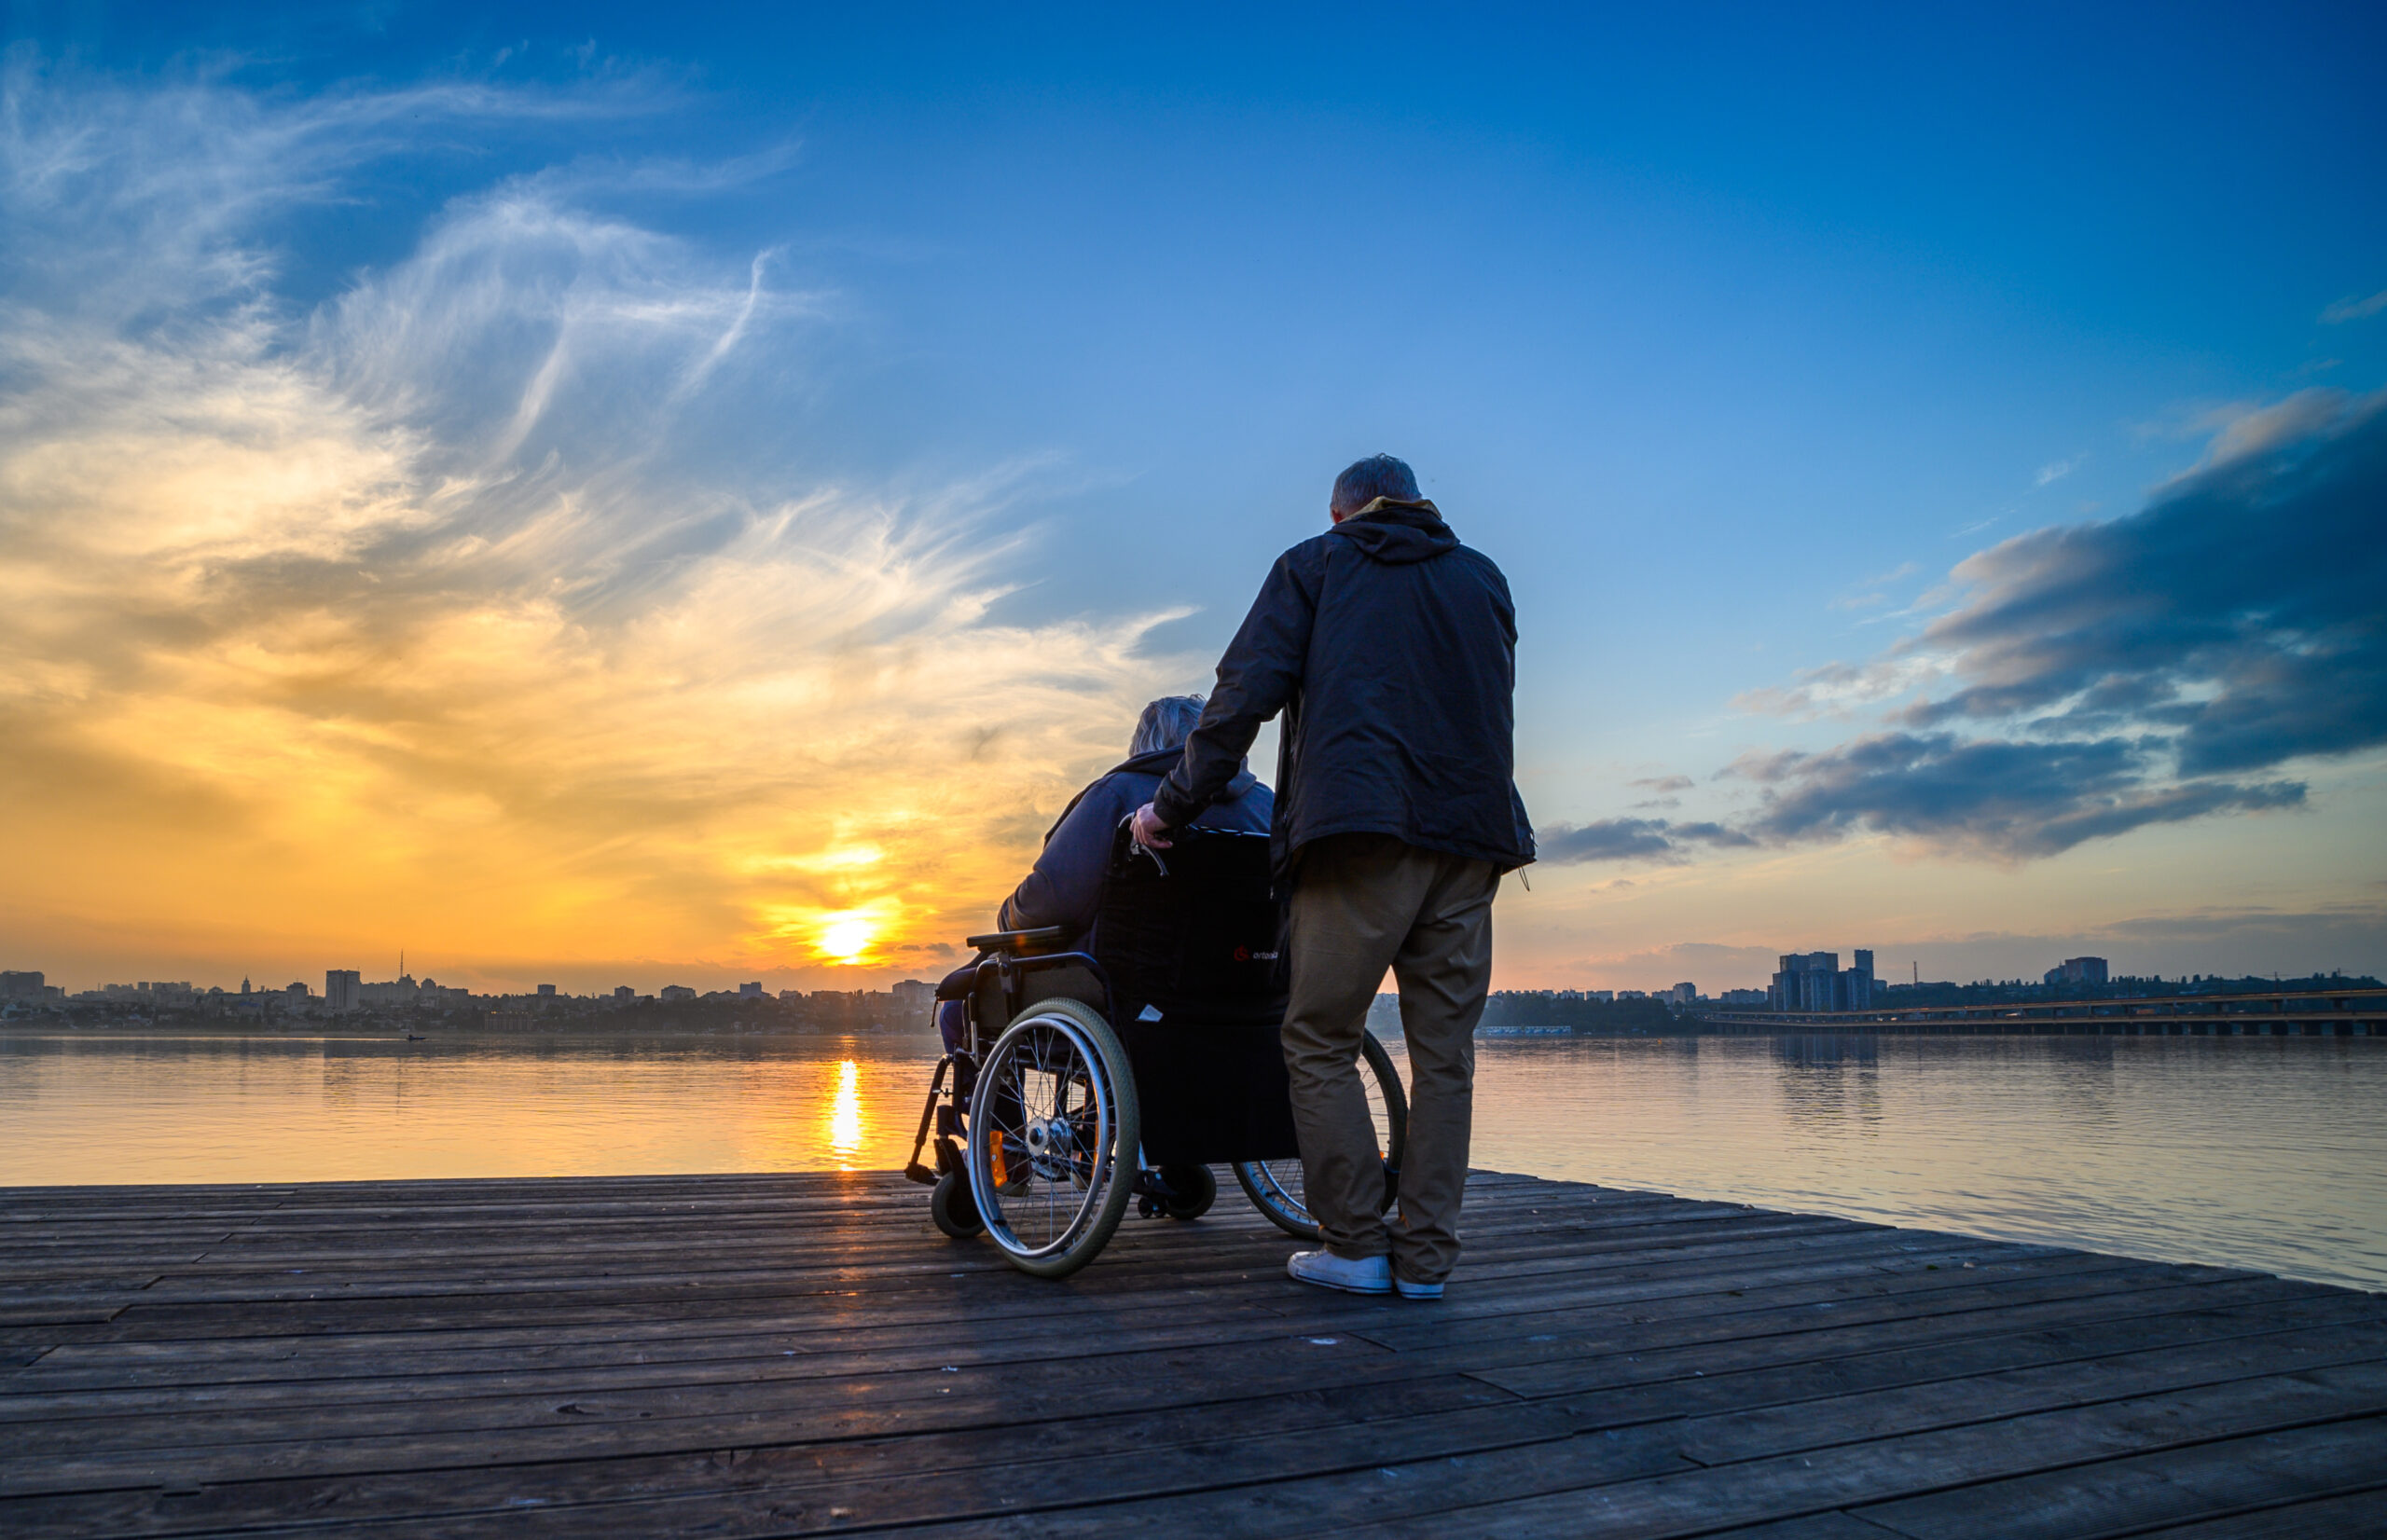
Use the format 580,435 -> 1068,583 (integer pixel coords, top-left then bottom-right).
738,982 -> 764,997
891,979 -> 936,1013
536,983 -> 558,998
1667,983 -> 1697,1005
359,974 -> 424,1006
284,982 -> 309,1003
1771,949 -> 1875,1012
659,985 -> 697,1002
1718,988 -> 1769,1006
2043,956 -> 2110,988
0,970 -> 43,1000
614,985 -> 634,1001
324,969 -> 362,1011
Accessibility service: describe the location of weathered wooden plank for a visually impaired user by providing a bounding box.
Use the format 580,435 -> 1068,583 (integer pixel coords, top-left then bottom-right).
25,1232 -> 2060,1351
77,1221 -> 1932,1307
1324,1368 -> 2387,1540
0,1378 -> 1568,1539
1847,1417 -> 2387,1538
0,1249 -> 2269,1413
14,1260 -> 2292,1405
1666,1323 -> 2387,1466
2126,1483 -> 2387,1537
15,1212 -> 1852,1295
7,1273 -> 2370,1437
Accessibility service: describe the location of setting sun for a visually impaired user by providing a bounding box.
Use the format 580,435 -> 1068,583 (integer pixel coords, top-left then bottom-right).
817,917 -> 877,964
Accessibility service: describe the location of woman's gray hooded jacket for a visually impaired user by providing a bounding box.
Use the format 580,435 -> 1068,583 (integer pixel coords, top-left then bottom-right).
998,749 -> 1272,939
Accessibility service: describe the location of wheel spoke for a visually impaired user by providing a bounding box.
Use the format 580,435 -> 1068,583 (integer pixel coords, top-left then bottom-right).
972,1008 -> 1130,1267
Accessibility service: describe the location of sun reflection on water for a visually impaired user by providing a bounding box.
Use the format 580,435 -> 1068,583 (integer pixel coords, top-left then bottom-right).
826,1058 -> 864,1169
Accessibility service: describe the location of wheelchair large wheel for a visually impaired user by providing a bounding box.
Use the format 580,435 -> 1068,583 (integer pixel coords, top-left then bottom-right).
1235,1028 -> 1407,1240
968,997 -> 1141,1279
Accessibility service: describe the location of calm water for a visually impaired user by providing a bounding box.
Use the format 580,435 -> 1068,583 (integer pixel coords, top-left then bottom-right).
3,1031 -> 2381,1291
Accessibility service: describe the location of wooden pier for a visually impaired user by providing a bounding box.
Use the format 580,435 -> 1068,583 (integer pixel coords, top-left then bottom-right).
5,1170 -> 2384,1536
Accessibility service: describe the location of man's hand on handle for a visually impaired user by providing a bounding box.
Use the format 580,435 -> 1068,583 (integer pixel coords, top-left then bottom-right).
1130,802 -> 1173,849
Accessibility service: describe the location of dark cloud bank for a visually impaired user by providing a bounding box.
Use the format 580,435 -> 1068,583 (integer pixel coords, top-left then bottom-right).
1546,390 -> 2385,865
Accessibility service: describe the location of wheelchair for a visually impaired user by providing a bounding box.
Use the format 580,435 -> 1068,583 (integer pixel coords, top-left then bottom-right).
903,822 -> 1407,1278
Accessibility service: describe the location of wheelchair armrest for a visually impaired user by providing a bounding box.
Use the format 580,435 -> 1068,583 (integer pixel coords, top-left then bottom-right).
964,925 -> 1070,954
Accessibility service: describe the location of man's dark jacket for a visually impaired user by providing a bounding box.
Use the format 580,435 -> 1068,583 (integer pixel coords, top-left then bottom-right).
1000,749 -> 1272,940
1152,497 -> 1534,880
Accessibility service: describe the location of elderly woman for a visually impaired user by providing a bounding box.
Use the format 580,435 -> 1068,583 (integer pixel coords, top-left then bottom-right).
934,695 -> 1271,1057
996,694 -> 1272,940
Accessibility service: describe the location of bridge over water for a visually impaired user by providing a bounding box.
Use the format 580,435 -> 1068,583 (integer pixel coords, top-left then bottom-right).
1698,988 -> 2387,1036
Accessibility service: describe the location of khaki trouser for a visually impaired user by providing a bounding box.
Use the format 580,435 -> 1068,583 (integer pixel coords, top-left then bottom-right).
1281,832 -> 1499,1284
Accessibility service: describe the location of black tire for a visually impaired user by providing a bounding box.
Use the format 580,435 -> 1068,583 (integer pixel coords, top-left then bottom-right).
1235,1028 -> 1407,1240
930,1167 -> 984,1239
1159,1163 -> 1218,1220
968,997 -> 1140,1278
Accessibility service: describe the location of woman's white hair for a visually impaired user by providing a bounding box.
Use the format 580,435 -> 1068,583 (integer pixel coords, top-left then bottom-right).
1129,694 -> 1207,757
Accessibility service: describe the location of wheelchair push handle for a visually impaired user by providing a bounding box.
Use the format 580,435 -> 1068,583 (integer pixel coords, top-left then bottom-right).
965,925 -> 1069,955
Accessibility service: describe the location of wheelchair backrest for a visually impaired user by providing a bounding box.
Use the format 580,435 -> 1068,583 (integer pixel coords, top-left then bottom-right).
1092,823 -> 1287,1027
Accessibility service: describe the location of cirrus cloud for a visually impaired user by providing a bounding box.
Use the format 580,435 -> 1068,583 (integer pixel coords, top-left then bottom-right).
0,59 -> 1192,988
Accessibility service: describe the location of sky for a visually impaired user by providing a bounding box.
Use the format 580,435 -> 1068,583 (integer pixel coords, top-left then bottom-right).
3,2 -> 2383,997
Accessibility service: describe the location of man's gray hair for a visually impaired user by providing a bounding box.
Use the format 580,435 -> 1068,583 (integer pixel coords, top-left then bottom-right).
1331,453 -> 1421,516
1130,694 -> 1207,758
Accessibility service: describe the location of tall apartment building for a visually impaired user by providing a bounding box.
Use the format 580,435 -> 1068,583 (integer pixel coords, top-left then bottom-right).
1770,949 -> 1875,1012
2043,956 -> 2110,988
324,969 -> 362,1011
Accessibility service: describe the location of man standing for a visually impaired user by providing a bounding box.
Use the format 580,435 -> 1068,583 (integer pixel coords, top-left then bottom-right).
1132,454 -> 1533,1299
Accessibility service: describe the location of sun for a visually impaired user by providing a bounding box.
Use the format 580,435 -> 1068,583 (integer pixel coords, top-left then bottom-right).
818,916 -> 876,964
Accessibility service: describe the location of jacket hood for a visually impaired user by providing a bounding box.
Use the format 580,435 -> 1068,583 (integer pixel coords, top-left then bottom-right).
1116,746 -> 1255,801
1330,497 -> 1456,566
1042,747 -> 1256,843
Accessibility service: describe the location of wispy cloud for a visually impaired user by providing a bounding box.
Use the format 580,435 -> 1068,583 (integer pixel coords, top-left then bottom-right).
2321,288 -> 2387,324
0,62 -> 1184,987
1538,817 -> 1755,865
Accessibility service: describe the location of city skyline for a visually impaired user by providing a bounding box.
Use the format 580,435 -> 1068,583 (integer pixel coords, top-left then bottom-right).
4,6 -> 2382,995
9,948 -> 2365,1006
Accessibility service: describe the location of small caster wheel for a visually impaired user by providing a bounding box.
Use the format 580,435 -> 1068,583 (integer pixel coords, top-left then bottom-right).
1160,1163 -> 1217,1220
931,1167 -> 984,1239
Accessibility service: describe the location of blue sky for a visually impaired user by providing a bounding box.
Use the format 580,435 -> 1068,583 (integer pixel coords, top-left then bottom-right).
4,3 -> 2382,991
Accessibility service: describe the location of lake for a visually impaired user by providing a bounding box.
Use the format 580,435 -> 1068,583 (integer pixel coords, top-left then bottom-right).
4,1030 -> 2381,1291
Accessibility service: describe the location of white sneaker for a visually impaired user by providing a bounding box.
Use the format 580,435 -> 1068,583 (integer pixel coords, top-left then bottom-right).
1394,1276 -> 1444,1299
1287,1249 -> 1391,1295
